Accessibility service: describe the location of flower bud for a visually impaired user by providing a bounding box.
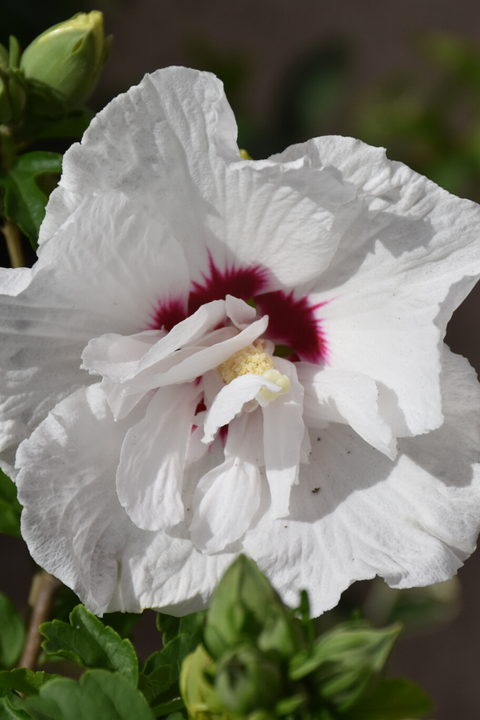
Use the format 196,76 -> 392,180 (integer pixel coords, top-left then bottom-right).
20,11 -> 111,111
180,644 -> 227,720
214,644 -> 283,716
204,555 -> 300,661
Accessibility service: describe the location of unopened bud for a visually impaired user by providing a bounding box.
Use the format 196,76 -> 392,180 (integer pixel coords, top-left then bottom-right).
215,644 -> 283,715
20,11 -> 111,111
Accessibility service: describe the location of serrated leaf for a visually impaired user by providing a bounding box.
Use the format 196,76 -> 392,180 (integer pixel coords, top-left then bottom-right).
0,670 -> 61,697
138,666 -> 173,705
0,152 -> 62,248
0,470 -> 22,537
40,605 -> 138,686
24,670 -> 155,720
341,678 -> 433,719
0,593 -> 25,669
142,635 -> 199,709
144,635 -> 198,678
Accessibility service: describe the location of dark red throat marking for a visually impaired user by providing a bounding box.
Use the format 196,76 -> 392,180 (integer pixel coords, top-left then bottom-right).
188,254 -> 268,315
255,291 -> 327,364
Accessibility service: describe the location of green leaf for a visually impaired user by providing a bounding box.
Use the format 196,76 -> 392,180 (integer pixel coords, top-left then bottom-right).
156,611 -> 206,646
0,152 -> 62,248
341,678 -> 433,719
0,694 -> 32,720
36,108 -> 95,140
0,593 -> 25,669
0,470 -> 22,537
24,669 -> 155,720
138,666 -> 172,705
0,670 -> 61,697
144,635 -> 198,678
142,634 -> 199,709
40,605 -> 138,686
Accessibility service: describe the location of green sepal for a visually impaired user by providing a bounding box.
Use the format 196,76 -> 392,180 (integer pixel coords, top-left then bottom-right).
23,669 -> 155,720
289,622 -> 401,711
180,644 -> 225,720
203,555 -> 300,661
0,151 -> 62,247
0,593 -> 25,669
40,605 -> 138,686
0,469 -> 22,537
0,670 -> 62,697
8,39 -> 21,71
0,45 -> 8,70
340,678 -> 433,719
214,643 -> 283,715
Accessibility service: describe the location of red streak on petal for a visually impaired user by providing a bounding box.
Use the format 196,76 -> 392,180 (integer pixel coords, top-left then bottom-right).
219,425 -> 229,446
195,399 -> 207,414
188,253 -> 268,315
149,298 -> 187,331
255,291 -> 328,363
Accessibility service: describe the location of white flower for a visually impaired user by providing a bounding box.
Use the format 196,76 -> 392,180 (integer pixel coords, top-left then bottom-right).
2,67 -> 480,616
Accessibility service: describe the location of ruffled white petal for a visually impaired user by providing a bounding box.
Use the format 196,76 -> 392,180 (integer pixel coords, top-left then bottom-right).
191,413 -> 263,553
262,358 -> 306,518
275,136 -> 480,436
0,191 -> 190,471
16,384 -> 235,615
39,68 -> 239,250
297,362 -> 396,459
244,348 -> 480,616
116,384 -> 200,531
203,373 -> 281,444
82,301 -> 226,384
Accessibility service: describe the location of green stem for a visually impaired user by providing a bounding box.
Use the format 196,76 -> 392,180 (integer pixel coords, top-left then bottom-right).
1,218 -> 25,267
17,570 -> 62,671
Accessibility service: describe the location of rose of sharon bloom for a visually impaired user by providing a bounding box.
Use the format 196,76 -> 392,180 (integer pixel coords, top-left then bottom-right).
2,68 -> 480,617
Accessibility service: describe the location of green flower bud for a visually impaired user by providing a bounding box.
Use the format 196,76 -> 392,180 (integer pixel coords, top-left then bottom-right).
180,644 -> 227,720
289,622 -> 402,711
204,555 -> 300,661
20,11 -> 111,111
214,644 -> 283,716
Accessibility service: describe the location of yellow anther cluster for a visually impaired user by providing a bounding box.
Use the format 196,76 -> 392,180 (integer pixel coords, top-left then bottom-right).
218,340 -> 274,384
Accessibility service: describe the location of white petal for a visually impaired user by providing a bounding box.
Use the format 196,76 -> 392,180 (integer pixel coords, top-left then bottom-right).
262,358 -> 306,518
278,136 -> 480,436
203,373 -> 281,444
190,414 -> 263,553
127,315 -> 269,392
225,295 -> 257,328
0,191 -> 190,471
16,385 -> 144,613
116,384 -> 200,531
16,384 -> 235,615
205,161 -> 349,291
82,301 -> 226,383
39,68 -> 239,249
244,348 -> 480,616
298,362 -> 396,459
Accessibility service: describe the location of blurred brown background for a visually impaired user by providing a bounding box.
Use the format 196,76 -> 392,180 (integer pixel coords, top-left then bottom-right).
2,2 -> 480,718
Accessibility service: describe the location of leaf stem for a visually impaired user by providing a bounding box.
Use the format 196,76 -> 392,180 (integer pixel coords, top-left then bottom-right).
18,570 -> 62,670
1,218 -> 25,267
